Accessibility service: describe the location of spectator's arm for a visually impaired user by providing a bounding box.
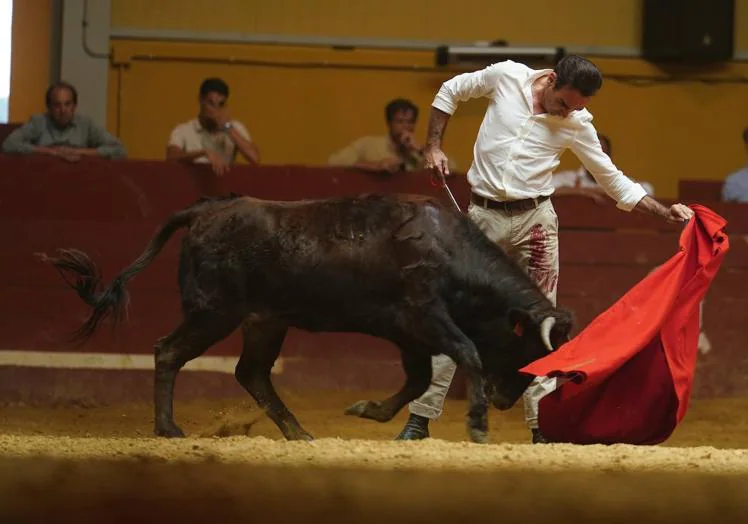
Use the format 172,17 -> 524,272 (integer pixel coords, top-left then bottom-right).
328,139 -> 363,166
166,145 -> 209,163
1,119 -> 45,155
85,122 -> 127,158
328,138 -> 400,172
165,126 -> 207,163
228,122 -> 260,165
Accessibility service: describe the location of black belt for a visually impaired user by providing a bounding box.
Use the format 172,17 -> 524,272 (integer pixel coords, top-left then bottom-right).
470,192 -> 550,212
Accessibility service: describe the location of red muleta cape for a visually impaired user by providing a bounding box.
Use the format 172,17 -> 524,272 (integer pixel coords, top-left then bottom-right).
520,205 -> 729,445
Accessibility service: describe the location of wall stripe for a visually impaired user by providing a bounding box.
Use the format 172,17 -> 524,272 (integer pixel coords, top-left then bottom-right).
0,350 -> 284,374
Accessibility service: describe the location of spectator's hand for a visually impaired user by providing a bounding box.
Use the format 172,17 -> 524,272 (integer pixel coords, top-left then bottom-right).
60,152 -> 81,163
397,130 -> 423,154
666,203 -> 694,224
204,103 -> 230,129
375,157 -> 404,174
424,146 -> 451,179
205,150 -> 230,176
45,146 -> 81,163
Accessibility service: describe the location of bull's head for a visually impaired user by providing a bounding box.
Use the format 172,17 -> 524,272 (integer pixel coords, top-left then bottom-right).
484,306 -> 573,411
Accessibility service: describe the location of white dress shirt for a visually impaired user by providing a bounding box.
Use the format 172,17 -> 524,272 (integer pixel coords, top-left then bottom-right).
433,60 -> 647,211
168,118 -> 251,164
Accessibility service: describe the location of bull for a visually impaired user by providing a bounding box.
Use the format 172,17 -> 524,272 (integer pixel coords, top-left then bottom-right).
40,193 -> 572,443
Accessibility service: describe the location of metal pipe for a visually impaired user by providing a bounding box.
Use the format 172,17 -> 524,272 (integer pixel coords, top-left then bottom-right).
110,27 -> 456,52
82,0 -> 111,60
128,54 -> 459,74
126,53 -> 748,83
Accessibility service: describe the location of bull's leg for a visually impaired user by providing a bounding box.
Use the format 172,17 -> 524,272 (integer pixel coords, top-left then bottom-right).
154,312 -> 241,438
399,308 -> 489,444
344,348 -> 432,422
234,321 -> 313,441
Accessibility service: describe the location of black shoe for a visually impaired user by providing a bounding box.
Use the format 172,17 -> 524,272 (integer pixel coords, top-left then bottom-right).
531,428 -> 549,444
395,414 -> 430,440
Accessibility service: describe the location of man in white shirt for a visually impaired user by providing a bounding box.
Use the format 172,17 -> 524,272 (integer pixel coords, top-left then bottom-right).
394,55 -> 694,444
167,77 -> 261,176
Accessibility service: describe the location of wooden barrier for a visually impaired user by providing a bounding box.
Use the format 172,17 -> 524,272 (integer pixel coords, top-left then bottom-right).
0,154 -> 746,405
679,179 -> 723,203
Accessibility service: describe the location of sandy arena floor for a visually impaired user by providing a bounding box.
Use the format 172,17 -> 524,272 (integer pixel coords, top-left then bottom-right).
3,390 -> 748,522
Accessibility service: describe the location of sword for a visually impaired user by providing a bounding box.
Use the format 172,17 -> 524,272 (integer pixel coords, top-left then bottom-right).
430,170 -> 462,213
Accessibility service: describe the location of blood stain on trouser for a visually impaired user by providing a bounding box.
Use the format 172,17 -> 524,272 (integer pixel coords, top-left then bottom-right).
528,223 -> 558,296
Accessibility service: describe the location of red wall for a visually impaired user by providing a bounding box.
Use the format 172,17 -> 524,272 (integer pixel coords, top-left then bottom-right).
0,154 -> 746,403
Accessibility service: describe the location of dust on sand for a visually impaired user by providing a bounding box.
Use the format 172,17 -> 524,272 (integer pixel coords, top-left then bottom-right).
3,391 -> 748,523
2,390 -> 748,472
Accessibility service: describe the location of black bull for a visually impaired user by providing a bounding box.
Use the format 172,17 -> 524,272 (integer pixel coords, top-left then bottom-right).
40,193 -> 573,443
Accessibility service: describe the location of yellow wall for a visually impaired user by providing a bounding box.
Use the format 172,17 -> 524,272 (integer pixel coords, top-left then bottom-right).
108,39 -> 748,198
9,0 -> 51,122
110,0 -> 748,52
9,0 -> 747,199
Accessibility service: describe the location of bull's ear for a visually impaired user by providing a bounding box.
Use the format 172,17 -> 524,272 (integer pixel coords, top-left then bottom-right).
508,308 -> 533,336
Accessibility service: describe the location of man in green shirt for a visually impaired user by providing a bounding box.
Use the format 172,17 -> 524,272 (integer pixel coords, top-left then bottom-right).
1,81 -> 127,161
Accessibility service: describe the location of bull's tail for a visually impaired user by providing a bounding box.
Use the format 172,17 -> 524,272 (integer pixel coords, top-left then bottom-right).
38,205 -> 201,343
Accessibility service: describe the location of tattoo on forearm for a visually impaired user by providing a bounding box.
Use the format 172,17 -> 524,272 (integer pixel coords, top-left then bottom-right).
427,108 -> 451,147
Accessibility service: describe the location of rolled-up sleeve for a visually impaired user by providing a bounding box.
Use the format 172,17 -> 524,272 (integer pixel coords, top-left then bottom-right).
432,61 -> 510,115
570,121 -> 647,211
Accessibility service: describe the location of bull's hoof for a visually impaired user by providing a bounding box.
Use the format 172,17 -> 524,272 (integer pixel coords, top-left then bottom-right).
287,431 -> 315,442
344,400 -> 394,422
469,428 -> 489,444
344,400 -> 379,418
154,424 -> 186,438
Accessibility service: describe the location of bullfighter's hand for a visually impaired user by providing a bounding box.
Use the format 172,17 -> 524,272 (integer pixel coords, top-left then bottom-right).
424,146 -> 451,179
666,203 -> 694,223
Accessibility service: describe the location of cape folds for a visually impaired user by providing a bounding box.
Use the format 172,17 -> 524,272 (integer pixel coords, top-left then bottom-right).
520,205 -> 729,445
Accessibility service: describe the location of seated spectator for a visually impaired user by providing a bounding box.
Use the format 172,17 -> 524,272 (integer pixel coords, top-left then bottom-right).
166,77 -> 260,176
1,81 -> 127,160
721,128 -> 748,202
553,133 -> 654,202
328,98 -> 454,174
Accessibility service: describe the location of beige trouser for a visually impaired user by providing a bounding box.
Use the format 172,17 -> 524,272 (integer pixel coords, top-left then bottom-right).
408,198 -> 560,429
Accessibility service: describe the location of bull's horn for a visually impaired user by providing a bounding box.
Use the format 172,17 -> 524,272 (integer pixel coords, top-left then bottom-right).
540,316 -> 556,352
